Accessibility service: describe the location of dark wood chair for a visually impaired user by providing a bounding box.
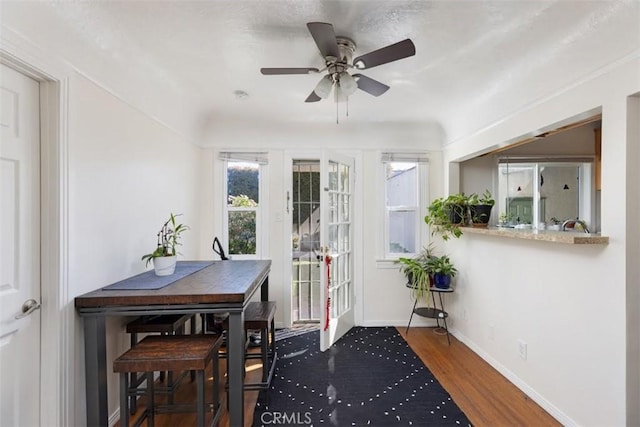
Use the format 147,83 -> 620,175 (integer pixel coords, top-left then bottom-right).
114,334 -> 223,427
125,314 -> 194,413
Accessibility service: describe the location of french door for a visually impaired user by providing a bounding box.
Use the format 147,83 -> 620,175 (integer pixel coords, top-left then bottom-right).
319,151 -> 355,351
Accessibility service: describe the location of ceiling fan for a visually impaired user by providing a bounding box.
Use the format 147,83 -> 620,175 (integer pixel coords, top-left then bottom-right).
260,22 -> 416,103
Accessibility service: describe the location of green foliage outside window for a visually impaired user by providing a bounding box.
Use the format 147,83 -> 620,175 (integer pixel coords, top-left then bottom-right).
228,194 -> 257,254
228,167 -> 259,202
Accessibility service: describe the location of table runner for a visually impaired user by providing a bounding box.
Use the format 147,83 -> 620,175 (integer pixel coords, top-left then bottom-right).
103,261 -> 214,290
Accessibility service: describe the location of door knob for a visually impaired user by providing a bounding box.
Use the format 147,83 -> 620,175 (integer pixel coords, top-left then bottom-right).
15,299 -> 41,319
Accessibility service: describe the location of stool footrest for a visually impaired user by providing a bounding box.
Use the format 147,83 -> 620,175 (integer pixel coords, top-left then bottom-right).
243,352 -> 278,390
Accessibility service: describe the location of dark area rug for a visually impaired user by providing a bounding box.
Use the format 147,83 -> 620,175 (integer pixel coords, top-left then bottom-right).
252,326 -> 472,426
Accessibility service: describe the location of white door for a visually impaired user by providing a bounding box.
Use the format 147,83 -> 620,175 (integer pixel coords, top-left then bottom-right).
319,152 -> 355,351
0,63 -> 41,426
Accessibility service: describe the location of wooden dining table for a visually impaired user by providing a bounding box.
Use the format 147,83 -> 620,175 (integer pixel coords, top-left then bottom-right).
75,259 -> 271,427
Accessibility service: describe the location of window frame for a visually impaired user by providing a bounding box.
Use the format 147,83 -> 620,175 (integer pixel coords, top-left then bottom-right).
380,153 -> 429,261
220,153 -> 269,260
497,156 -> 595,230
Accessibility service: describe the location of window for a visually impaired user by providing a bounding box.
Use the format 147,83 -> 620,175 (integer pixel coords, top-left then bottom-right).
382,153 -> 429,259
498,157 -> 595,229
219,152 -> 268,259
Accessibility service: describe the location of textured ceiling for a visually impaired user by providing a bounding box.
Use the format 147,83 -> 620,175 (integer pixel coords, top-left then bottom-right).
2,1 -> 639,144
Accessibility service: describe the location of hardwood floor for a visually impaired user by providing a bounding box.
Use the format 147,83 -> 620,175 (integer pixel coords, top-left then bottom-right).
398,327 -> 560,427
117,327 -> 560,427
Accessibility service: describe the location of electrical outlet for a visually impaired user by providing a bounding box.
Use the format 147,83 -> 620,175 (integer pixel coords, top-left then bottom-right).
463,308 -> 468,321
518,339 -> 527,360
489,324 -> 495,341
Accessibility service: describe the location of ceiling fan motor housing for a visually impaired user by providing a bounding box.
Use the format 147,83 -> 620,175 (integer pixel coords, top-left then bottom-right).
326,37 -> 356,77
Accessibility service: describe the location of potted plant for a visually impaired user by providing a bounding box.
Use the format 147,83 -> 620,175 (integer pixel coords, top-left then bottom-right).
424,193 -> 468,241
498,212 -> 512,227
141,213 -> 189,276
396,246 -> 435,301
468,189 -> 495,227
427,254 -> 457,289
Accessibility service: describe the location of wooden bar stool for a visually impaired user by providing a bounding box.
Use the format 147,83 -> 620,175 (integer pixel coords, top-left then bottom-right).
222,301 -> 277,390
114,334 -> 224,427
125,314 -> 193,413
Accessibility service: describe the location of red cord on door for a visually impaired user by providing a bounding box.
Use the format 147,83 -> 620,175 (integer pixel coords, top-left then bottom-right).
324,254 -> 332,331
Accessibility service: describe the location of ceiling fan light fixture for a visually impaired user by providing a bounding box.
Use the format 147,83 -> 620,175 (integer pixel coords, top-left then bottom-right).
338,72 -> 358,96
314,75 -> 333,99
335,84 -> 349,103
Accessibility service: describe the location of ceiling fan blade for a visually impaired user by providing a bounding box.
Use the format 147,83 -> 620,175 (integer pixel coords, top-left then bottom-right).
261,67 -> 319,75
353,74 -> 390,97
305,91 -> 322,103
353,39 -> 416,70
307,22 -> 340,59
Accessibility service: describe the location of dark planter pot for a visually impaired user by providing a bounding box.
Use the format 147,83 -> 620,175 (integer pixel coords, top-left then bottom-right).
446,204 -> 466,225
405,272 -> 433,289
433,273 -> 451,289
470,204 -> 493,225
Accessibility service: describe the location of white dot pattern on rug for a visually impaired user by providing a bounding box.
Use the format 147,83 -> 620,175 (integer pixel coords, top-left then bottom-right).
253,327 -> 472,426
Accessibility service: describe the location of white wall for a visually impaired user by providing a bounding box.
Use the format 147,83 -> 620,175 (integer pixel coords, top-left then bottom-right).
67,72 -> 204,424
442,57 -> 640,426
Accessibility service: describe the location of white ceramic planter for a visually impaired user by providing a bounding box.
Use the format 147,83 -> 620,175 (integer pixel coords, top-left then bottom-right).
153,255 -> 177,276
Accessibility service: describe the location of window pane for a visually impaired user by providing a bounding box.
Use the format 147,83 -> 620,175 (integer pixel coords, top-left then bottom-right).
329,161 -> 338,191
339,224 -> 350,252
385,162 -> 417,207
228,210 -> 256,254
539,164 -> 580,223
388,210 -> 416,254
328,224 -> 338,252
340,163 -> 349,192
227,161 -> 259,205
340,194 -> 350,222
499,163 -> 535,224
329,194 -> 337,223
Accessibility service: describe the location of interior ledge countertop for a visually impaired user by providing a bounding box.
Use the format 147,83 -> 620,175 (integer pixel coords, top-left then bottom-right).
461,226 -> 609,245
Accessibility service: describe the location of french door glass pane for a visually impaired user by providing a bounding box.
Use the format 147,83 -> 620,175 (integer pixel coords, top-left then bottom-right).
340,194 -> 350,221
340,163 -> 349,192
329,161 -> 338,191
329,194 -> 337,223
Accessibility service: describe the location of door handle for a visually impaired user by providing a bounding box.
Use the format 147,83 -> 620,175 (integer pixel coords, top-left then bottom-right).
15,299 -> 41,319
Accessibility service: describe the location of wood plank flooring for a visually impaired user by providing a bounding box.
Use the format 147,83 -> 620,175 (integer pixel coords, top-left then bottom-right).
117,327 -> 560,427
398,327 -> 560,427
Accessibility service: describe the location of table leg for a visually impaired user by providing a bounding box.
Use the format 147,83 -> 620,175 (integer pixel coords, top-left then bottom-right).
227,310 -> 245,427
261,276 -> 269,301
83,316 -> 109,426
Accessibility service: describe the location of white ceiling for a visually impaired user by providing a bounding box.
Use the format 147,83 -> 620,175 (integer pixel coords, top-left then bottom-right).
2,1 -> 639,144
